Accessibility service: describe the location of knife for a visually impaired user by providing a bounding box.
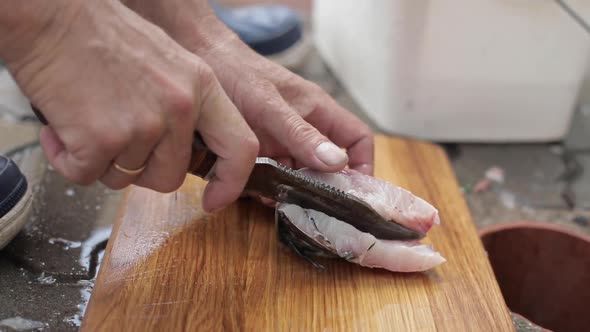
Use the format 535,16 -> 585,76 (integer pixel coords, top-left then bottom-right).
31,106 -> 424,241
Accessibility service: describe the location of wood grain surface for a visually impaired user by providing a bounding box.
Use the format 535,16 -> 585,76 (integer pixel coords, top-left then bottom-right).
81,135 -> 515,331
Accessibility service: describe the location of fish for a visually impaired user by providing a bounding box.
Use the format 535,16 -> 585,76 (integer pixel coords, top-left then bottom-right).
276,168 -> 446,272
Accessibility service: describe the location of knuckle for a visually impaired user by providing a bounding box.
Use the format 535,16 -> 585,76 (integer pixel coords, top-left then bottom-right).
367,130 -> 375,143
164,87 -> 194,120
356,122 -> 375,146
91,127 -> 129,155
359,123 -> 373,136
285,116 -> 318,143
306,81 -> 325,96
195,62 -> 218,97
259,96 -> 284,122
62,149 -> 99,185
138,116 -> 164,143
243,134 -> 260,158
256,79 -> 277,94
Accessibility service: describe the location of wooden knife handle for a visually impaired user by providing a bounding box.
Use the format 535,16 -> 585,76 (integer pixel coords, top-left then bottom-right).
187,133 -> 218,180
31,105 -> 218,180
32,105 -> 48,125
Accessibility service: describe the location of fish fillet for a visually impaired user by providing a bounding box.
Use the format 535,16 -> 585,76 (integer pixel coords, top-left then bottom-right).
278,168 -> 446,272
299,168 -> 440,234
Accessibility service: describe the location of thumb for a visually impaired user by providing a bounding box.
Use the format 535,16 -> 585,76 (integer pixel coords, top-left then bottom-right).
265,110 -> 349,172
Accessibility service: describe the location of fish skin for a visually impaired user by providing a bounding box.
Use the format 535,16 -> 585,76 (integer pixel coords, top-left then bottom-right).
299,168 -> 440,235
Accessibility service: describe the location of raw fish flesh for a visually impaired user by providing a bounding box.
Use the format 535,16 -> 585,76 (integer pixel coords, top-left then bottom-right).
276,168 -> 446,272
298,168 -> 440,234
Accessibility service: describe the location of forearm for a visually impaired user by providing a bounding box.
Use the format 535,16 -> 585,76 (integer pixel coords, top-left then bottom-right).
121,0 -> 237,53
0,1 -> 79,69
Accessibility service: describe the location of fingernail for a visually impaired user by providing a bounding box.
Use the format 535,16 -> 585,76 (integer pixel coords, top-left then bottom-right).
314,142 -> 348,166
201,198 -> 217,214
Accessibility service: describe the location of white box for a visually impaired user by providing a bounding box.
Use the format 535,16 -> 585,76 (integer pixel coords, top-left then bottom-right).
313,0 -> 590,142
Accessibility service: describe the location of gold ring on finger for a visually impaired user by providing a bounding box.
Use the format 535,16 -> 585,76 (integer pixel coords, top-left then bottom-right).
113,162 -> 146,175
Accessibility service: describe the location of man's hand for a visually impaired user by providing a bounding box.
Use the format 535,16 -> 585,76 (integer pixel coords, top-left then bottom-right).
198,36 -> 375,175
0,0 -> 259,212
124,0 -> 375,176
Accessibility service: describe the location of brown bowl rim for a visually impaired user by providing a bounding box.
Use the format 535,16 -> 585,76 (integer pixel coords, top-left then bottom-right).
478,221 -> 590,332
478,221 -> 590,244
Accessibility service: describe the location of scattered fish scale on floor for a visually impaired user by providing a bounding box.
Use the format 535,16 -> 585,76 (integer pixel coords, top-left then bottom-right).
276,168 -> 445,272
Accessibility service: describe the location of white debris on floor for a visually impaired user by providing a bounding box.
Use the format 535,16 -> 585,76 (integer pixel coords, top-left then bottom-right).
485,166 -> 505,183
48,238 -> 82,251
36,272 -> 57,285
0,316 -> 46,331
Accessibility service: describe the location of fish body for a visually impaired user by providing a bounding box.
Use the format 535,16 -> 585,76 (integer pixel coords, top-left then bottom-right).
276,169 -> 446,272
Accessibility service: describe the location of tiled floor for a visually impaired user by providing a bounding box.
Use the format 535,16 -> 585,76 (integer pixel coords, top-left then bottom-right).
1,6 -> 589,331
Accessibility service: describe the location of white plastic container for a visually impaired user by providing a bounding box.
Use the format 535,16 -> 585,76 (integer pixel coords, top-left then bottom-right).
312,0 -> 590,142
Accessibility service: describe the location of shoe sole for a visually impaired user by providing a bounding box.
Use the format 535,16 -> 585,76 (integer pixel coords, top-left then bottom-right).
0,180 -> 33,250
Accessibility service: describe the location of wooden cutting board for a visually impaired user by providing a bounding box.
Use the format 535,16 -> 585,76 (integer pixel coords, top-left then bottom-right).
81,135 -> 515,331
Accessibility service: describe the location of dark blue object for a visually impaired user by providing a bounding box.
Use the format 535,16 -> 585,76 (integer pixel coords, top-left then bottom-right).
0,155 -> 27,218
211,1 -> 303,56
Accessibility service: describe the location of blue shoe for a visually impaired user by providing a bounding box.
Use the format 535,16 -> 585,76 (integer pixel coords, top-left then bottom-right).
211,2 -> 311,68
0,154 -> 32,250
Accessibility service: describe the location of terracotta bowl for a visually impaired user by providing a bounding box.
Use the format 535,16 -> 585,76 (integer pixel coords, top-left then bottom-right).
479,222 -> 590,332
